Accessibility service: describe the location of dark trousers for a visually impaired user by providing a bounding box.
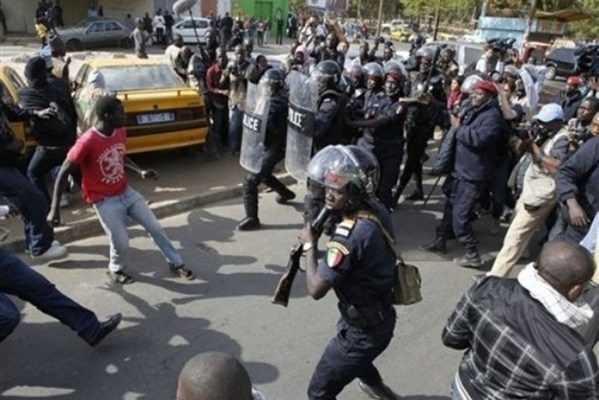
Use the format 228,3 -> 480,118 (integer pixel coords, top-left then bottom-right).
377,153 -> 402,210
308,314 -> 396,400
559,223 -> 589,244
399,132 -> 429,194
0,167 -> 54,256
0,249 -> 100,343
276,27 -> 283,44
209,101 -> 229,153
438,177 -> 484,252
228,106 -> 243,154
27,145 -> 69,204
243,150 -> 291,219
491,156 -> 514,219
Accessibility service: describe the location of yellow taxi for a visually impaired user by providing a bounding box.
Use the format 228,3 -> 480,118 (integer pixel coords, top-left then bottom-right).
0,64 -> 33,151
73,57 -> 209,154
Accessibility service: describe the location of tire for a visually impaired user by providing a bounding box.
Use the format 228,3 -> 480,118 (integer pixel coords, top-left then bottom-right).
545,66 -> 557,81
66,39 -> 82,51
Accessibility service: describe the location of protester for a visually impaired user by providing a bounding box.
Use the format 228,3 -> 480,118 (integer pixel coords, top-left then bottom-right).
48,96 -> 195,285
153,9 -> 166,46
177,352 -> 266,400
224,45 -> 250,155
165,34 -> 185,71
444,241 -> 599,399
132,18 -> 150,59
206,48 -> 230,154
220,12 -> 234,49
562,76 -> 585,121
0,249 -> 121,346
20,56 -> 77,204
0,84 -> 67,261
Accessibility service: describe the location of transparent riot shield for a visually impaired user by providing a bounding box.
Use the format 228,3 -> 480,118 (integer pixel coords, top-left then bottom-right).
239,80 -> 271,173
285,70 -> 319,181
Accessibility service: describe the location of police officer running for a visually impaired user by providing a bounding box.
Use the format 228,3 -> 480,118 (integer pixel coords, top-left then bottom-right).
238,69 -> 296,230
299,145 -> 400,400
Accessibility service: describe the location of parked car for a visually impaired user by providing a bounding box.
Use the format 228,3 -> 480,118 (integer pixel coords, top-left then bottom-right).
57,18 -> 133,51
72,57 -> 209,154
172,17 -> 211,45
544,47 -> 577,80
0,64 -> 33,151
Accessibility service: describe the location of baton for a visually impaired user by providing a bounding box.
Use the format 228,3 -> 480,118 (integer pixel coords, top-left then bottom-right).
423,175 -> 443,207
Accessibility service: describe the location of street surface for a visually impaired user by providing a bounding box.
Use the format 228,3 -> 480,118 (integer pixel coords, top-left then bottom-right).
2,184 -> 479,400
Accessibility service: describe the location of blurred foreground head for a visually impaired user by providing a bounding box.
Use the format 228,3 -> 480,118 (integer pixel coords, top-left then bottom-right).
177,352 -> 253,400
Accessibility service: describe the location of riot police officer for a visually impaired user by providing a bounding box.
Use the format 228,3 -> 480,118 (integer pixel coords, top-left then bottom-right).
300,60 -> 350,222
299,145 -> 400,400
238,69 -> 296,231
394,46 -> 447,204
350,62 -> 406,209
437,47 -> 459,93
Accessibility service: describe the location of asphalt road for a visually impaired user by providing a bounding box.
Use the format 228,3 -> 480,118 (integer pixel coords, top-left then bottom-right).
1,182 -> 486,400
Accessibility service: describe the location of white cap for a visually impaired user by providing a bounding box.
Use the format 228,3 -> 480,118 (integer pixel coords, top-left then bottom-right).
533,103 -> 564,123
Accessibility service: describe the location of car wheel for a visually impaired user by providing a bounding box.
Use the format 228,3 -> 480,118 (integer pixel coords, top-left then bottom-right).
545,66 -> 557,81
66,39 -> 82,51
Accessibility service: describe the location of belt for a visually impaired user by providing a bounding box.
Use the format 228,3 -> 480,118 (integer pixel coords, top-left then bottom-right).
338,302 -> 392,329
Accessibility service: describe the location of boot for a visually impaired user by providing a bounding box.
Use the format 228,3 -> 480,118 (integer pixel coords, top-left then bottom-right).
237,217 -> 261,231
406,173 -> 424,201
358,379 -> 401,400
421,236 -> 447,254
456,249 -> 483,269
275,188 -> 296,204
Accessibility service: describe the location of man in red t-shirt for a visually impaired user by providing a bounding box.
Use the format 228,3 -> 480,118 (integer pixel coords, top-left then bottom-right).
48,96 -> 194,284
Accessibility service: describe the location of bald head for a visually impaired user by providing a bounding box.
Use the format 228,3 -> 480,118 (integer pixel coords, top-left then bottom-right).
177,353 -> 253,400
537,240 -> 595,298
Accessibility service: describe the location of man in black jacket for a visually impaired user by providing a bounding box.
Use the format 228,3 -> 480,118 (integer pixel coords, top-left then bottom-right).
20,56 -> 77,203
443,241 -> 599,399
0,84 -> 66,260
423,80 -> 506,268
557,131 -> 599,243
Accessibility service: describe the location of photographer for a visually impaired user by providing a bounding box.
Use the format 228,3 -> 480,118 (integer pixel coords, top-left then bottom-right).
489,104 -> 566,277
561,76 -> 584,121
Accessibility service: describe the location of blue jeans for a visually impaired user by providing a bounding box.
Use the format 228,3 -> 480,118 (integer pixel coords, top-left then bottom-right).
0,166 -> 54,256
228,106 -> 243,153
93,186 -> 183,272
0,249 -> 100,343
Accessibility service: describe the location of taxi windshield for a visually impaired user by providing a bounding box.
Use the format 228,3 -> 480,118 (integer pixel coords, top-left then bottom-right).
98,65 -> 183,92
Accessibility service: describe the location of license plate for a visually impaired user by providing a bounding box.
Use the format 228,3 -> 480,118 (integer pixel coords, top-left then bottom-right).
136,112 -> 175,125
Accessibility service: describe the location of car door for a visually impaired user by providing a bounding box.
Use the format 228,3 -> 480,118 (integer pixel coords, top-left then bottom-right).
85,21 -> 106,48
104,21 -> 126,46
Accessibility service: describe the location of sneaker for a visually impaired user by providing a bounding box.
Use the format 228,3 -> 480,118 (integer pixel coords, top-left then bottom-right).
358,379 -> 401,400
455,252 -> 483,269
31,242 -> 68,261
85,313 -> 122,347
237,217 -> 261,231
421,237 -> 447,254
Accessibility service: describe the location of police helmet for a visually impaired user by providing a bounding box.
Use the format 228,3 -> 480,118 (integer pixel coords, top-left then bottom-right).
261,68 -> 286,93
307,145 -> 380,200
416,46 -> 435,61
363,62 -> 384,79
313,60 -> 341,93
384,61 -> 406,80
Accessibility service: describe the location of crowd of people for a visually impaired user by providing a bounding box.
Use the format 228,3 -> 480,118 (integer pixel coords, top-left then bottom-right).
5,6 -> 599,400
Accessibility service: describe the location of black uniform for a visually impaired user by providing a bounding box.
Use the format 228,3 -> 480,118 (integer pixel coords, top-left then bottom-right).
242,95 -> 294,220
308,204 -> 397,400
304,90 -> 350,222
356,91 -> 405,209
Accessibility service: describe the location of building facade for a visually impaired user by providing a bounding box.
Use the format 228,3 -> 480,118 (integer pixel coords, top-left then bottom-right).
232,0 -> 288,32
1,0 -> 232,34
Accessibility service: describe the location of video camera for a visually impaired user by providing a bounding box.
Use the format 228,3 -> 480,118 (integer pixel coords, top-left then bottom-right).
514,121 -> 549,146
487,38 -> 516,57
574,45 -> 599,77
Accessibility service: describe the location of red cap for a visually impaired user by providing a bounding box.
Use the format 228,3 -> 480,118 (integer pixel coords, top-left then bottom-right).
567,76 -> 583,86
474,80 -> 498,95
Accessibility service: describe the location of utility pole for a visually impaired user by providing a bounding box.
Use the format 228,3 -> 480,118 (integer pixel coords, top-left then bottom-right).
524,0 -> 538,42
432,1 -> 440,41
376,0 -> 384,36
